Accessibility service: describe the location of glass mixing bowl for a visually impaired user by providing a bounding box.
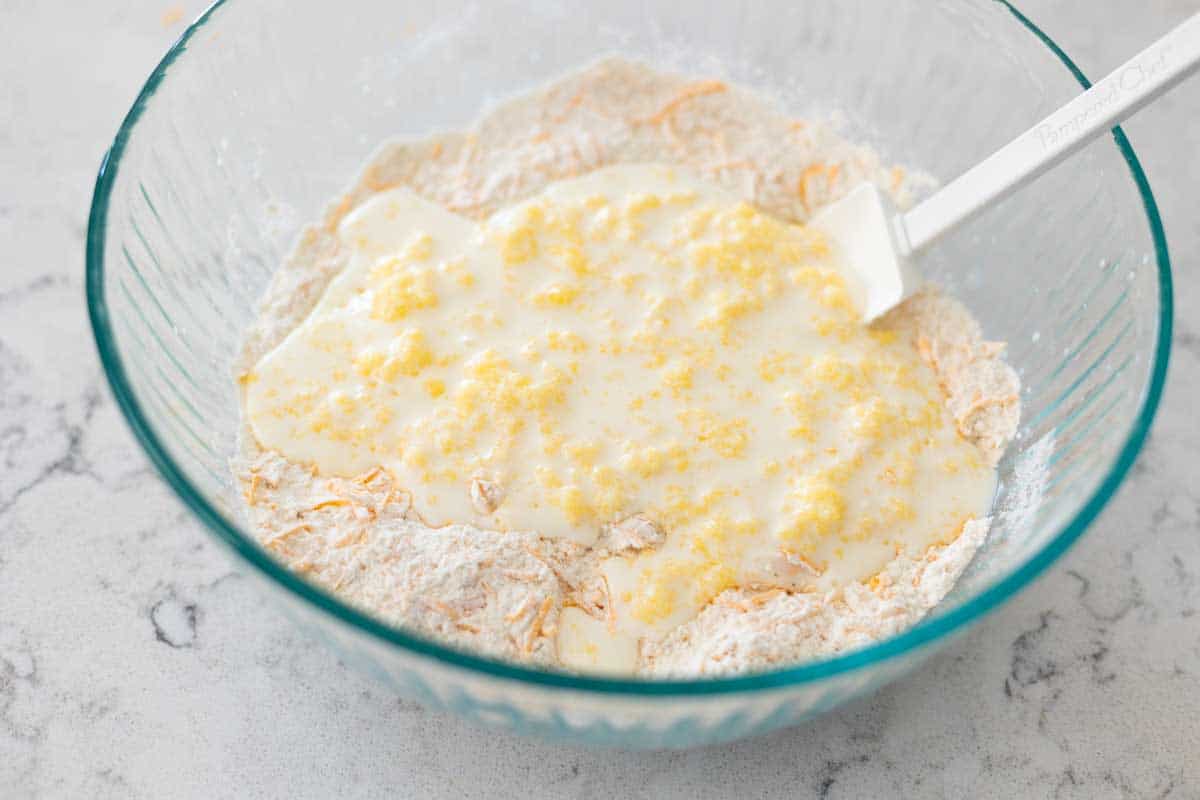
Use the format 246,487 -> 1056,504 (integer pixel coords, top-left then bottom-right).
86,0 -> 1172,747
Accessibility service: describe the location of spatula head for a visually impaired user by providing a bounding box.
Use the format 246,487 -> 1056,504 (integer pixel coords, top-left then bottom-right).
809,182 -> 922,323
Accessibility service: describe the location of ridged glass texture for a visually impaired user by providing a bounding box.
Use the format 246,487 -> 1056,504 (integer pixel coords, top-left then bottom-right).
86,0 -> 1171,747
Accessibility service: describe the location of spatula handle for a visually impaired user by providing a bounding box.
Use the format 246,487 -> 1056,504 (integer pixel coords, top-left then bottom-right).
898,12 -> 1200,254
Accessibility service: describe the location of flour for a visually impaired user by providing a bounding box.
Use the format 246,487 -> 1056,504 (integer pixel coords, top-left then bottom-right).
642,519 -> 990,676
238,453 -> 596,666
234,57 -> 1019,675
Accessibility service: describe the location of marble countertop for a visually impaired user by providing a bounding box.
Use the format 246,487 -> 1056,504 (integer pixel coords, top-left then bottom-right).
2,2 -> 1198,797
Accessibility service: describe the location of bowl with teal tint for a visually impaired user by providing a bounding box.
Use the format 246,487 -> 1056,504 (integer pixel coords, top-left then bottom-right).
87,0 -> 1171,747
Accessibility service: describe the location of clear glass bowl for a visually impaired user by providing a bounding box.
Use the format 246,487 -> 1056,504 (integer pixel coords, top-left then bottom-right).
86,0 -> 1172,748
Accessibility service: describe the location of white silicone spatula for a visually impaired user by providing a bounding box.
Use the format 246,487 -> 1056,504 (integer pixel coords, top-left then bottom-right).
812,12 -> 1200,322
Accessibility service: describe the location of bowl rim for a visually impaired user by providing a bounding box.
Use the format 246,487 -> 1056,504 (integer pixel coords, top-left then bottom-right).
86,0 -> 1173,696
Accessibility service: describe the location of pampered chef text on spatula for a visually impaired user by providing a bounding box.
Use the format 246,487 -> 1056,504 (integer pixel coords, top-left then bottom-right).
813,12 -> 1200,322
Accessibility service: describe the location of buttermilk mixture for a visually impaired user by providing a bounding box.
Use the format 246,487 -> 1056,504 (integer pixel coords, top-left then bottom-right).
233,59 -> 1019,676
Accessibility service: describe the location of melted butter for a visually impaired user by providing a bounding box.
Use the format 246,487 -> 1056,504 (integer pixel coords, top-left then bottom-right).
245,165 -> 995,674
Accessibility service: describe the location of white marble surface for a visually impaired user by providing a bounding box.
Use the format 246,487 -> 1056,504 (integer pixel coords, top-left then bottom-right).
2,2 -> 1199,797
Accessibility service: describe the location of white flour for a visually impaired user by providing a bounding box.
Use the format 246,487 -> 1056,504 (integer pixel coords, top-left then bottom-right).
233,57 -> 1019,675
641,519 -> 990,676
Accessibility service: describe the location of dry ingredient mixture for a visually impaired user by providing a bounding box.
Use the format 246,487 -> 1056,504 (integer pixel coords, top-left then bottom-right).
233,58 -> 1020,677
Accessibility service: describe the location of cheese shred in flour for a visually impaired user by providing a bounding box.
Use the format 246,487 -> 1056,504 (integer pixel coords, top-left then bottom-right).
233,58 -> 1019,676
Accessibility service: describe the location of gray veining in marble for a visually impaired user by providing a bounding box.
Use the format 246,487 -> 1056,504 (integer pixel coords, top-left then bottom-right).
2,2 -> 1198,797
